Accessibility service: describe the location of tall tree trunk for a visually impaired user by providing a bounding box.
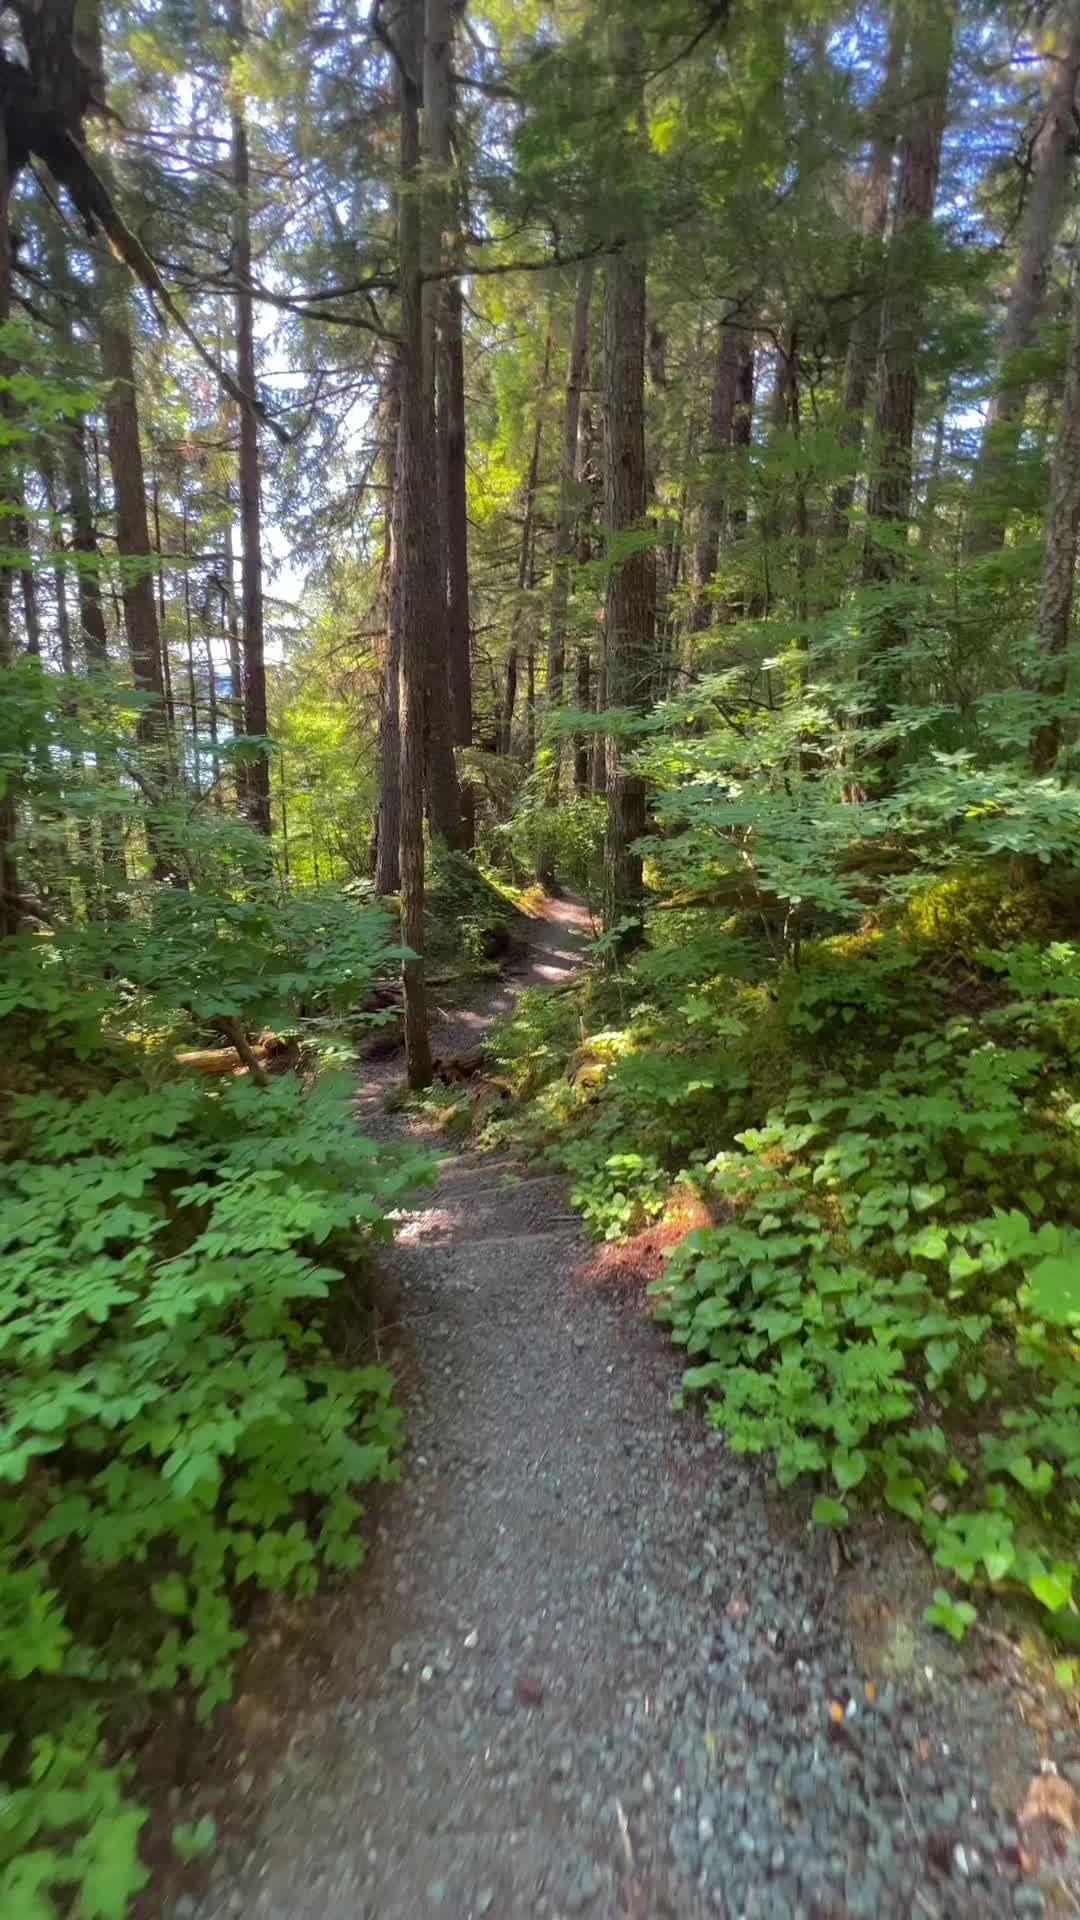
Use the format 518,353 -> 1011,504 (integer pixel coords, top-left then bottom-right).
41,451 -> 73,676
100,275 -> 166,743
863,1 -> 954,599
420,0 -> 462,847
431,4 -> 472,840
602,224 -> 655,942
62,421 -> 109,669
375,360 -> 402,894
574,647 -> 591,792
1031,258 -> 1080,772
444,278 -> 473,844
502,315 -> 552,754
590,650 -> 606,794
150,472 -> 176,733
690,304 -> 743,632
721,335 -> 757,622
966,1 -> 1080,555
13,480 -> 40,656
222,504 -> 244,736
230,0 -> 271,835
539,260 -> 593,879
43,447 -> 99,912
205,631 -> 222,803
830,0 -> 908,543
919,390 -> 948,548
181,497 -> 201,796
53,416 -> 125,901
728,337 -> 755,535
0,119 -> 17,936
397,0 -> 434,1086
501,646 -> 518,757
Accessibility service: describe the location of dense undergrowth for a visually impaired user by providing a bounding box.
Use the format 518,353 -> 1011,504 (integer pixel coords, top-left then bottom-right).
0,677 -> 434,1917
486,832 -> 1080,1666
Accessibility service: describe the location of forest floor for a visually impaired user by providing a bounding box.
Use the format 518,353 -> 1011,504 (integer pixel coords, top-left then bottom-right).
174,897 -> 1075,1920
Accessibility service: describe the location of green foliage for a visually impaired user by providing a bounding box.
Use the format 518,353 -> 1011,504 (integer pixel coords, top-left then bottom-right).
0,899 -> 429,1915
924,1589 -> 977,1642
493,853 -> 1080,1655
172,1815 -> 216,1865
493,784 -> 606,898
653,971 -> 1080,1644
424,847 -> 517,969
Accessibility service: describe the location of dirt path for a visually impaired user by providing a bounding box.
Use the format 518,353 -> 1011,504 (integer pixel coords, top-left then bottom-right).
185,898 -> 1056,1920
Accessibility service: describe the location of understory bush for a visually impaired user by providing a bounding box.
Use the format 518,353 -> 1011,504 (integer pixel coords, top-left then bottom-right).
424,846 -> 518,968
492,867 -> 1080,1657
0,901 -> 429,1915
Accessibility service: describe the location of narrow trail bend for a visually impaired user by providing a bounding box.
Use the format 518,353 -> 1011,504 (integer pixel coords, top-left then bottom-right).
190,897 -> 1044,1920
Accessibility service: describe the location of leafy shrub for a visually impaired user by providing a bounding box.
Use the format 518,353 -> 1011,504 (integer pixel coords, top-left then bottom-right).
0,926 -> 430,1915
655,1005 -> 1080,1640
490,840 -> 1080,1652
898,861 -> 1057,958
494,788 -> 605,896
425,847 -> 517,967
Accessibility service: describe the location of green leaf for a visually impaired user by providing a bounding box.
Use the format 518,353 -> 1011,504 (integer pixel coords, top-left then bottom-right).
884,1475 -> 925,1522
832,1448 -> 868,1492
80,1808 -> 149,1919
1030,1566 -> 1075,1614
151,1574 -> 188,1617
924,1589 -> 977,1642
172,1814 -> 217,1864
811,1496 -> 848,1528
1026,1251 -> 1080,1325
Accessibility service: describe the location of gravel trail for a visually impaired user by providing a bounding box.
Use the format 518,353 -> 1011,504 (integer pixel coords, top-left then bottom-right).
184,897 -> 1064,1920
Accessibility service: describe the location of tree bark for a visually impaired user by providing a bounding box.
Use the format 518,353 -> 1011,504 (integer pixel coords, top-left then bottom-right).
375,360 -> 402,894
430,3 -> 472,839
150,471 -> 176,733
602,226 -> 655,944
918,390 -> 948,548
1031,258 -> 1080,772
230,0 -> 271,835
397,0 -> 434,1087
100,274 -> 166,743
444,276 -> 473,843
13,479 -> 40,656
50,235 -> 111,675
721,334 -> 756,624
420,0 -> 462,847
966,1 -> 1080,555
62,420 -> 109,670
49,416 -> 125,901
574,645 -> 591,792
222,504 -> 244,740
578,349 -> 602,792
689,303 -> 743,632
539,260 -> 593,879
860,0 -> 954,763
830,0 -> 908,543
863,2 -> 954,585
502,314 -> 551,755
0,117 -> 17,936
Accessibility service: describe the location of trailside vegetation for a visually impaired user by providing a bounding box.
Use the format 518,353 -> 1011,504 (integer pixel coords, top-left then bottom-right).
9,0 -> 1080,1908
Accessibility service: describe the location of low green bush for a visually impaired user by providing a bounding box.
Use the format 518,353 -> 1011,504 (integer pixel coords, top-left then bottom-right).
491,859 -> 1080,1659
656,991 -> 1080,1649
0,913 -> 430,1916
425,847 -> 517,968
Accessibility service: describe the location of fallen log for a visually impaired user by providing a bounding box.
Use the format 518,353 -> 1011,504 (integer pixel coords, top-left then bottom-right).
175,1030 -> 294,1078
